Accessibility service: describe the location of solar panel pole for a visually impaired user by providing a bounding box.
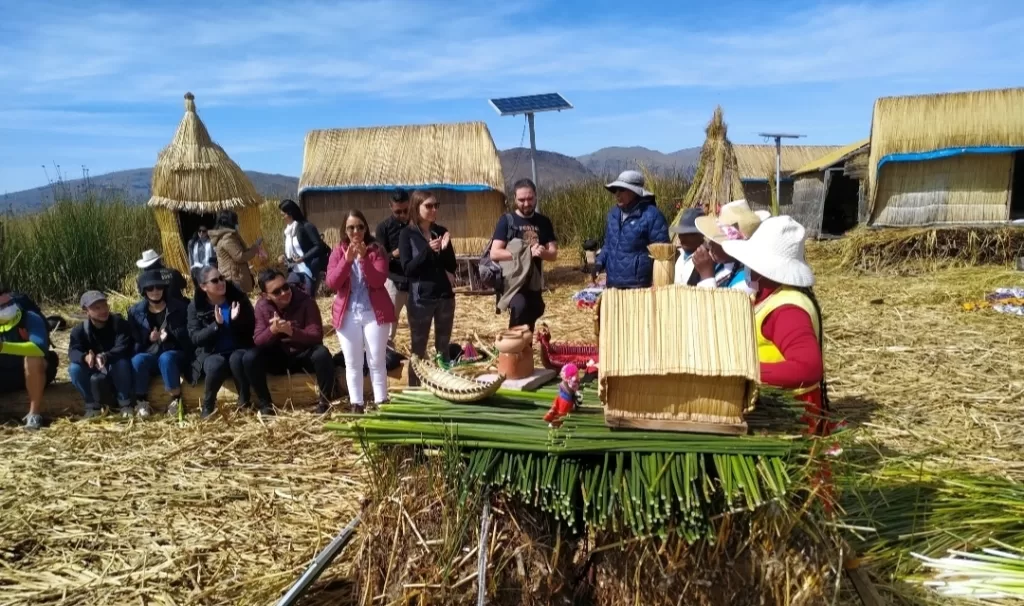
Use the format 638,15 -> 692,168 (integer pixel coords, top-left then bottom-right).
527,113 -> 538,191
758,132 -> 804,215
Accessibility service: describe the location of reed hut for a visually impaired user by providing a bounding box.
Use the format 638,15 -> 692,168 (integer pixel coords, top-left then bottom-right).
297,122 -> 506,255
672,106 -> 745,223
147,93 -> 264,278
867,88 -> 1024,226
789,138 -> 870,238
733,144 -> 843,212
598,286 -> 760,435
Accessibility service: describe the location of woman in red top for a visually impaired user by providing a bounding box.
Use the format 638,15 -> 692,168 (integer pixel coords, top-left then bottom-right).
721,216 -> 831,435
326,210 -> 397,411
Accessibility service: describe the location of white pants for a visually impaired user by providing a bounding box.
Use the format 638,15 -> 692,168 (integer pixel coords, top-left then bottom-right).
336,311 -> 391,405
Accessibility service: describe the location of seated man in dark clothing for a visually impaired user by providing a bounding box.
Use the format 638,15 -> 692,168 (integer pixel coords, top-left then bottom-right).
127,270 -> 192,418
136,249 -> 189,302
68,291 -> 136,418
0,284 -> 59,430
252,269 -> 336,413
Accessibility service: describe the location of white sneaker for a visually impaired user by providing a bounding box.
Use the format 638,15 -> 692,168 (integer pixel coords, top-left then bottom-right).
136,400 -> 153,418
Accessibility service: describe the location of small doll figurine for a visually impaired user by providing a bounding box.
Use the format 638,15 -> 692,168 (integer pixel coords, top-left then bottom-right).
544,364 -> 582,427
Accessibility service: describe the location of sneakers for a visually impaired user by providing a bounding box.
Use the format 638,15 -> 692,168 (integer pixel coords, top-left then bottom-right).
315,401 -> 331,415
83,408 -> 103,419
258,404 -> 277,417
166,398 -> 183,420
135,400 -> 153,418
350,403 -> 365,415
23,413 -> 43,431
200,403 -> 216,419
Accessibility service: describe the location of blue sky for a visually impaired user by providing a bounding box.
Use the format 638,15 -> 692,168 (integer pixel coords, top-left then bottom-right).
1,0 -> 1022,194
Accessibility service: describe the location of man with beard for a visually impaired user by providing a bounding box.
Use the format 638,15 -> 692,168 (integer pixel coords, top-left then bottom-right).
127,270 -> 192,417
375,188 -> 410,348
68,290 -> 135,418
489,178 -> 558,330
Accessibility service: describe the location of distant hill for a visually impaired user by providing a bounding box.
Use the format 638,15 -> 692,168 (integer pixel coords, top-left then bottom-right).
498,148 -> 595,190
577,146 -> 701,177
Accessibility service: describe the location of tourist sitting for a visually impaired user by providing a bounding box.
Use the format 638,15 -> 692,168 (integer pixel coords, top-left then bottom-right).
252,269 -> 336,414
187,266 -> 259,418
328,210 -> 395,410
399,192 -> 456,386
209,210 -> 263,294
0,284 -> 59,430
595,170 -> 670,289
136,249 -> 189,302
68,291 -> 136,418
187,225 -> 217,285
127,270 -> 191,418
692,199 -> 768,292
279,199 -> 330,297
670,208 -> 705,285
720,216 -> 828,434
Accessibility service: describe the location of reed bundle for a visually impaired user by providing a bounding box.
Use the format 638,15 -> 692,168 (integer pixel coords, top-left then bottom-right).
648,242 -> 676,287
331,386 -> 814,541
838,226 -> 1024,272
671,106 -> 745,221
912,543 -> 1024,600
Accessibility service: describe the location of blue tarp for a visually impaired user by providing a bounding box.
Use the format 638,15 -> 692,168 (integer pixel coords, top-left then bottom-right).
877,146 -> 1024,171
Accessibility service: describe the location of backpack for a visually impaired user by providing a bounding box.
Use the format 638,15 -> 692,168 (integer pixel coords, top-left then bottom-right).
12,292 -> 43,319
478,213 -> 515,290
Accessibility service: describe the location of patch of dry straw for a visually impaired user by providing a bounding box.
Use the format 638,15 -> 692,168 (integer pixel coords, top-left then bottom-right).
0,415 -> 363,605
836,226 -> 1024,273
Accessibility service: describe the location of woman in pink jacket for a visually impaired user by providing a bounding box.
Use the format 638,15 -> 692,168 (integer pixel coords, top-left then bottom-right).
326,210 -> 396,411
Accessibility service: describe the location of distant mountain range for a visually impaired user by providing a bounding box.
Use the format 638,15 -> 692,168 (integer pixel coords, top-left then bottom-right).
2,146 -> 701,214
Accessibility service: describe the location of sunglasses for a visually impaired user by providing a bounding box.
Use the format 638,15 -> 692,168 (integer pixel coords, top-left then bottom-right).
345,224 -> 366,232
393,209 -> 409,216
270,284 -> 291,296
205,276 -> 225,285
144,285 -> 164,292
423,202 -> 440,210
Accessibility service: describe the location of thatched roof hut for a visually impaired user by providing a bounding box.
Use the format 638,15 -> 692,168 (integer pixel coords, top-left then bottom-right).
789,138 -> 870,238
732,144 -> 843,213
673,107 -> 745,222
147,93 -> 264,278
598,286 -> 760,435
298,122 -> 506,255
867,87 -> 1024,226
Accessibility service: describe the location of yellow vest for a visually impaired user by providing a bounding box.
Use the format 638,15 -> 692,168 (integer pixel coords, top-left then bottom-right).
754,287 -> 821,396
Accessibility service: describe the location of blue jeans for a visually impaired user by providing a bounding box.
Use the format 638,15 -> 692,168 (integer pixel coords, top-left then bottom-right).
69,359 -> 134,410
131,351 -> 185,398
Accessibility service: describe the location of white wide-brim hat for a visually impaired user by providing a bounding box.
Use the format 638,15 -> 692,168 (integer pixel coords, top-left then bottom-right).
720,215 -> 815,288
694,199 -> 763,243
136,249 -> 162,269
605,170 -> 653,198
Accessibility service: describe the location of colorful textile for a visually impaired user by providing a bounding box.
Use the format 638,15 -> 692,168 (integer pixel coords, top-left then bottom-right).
571,286 -> 604,310
962,287 -> 1024,315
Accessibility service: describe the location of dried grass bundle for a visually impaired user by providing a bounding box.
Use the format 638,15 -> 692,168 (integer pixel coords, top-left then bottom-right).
671,106 -> 746,221
648,242 -> 676,287
837,226 -> 1024,272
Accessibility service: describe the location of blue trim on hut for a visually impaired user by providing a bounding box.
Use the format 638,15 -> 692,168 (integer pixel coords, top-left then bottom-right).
877,146 -> 1024,170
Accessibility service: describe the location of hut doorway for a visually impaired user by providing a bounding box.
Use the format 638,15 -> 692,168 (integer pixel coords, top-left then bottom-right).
177,211 -> 217,256
1011,151 -> 1024,220
820,171 -> 860,236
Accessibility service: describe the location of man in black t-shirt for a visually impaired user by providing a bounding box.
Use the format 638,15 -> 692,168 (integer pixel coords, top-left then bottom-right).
489,179 -> 558,330
375,189 -> 411,348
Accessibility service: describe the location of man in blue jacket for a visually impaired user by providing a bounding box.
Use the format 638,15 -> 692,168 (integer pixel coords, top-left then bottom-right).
595,170 -> 670,288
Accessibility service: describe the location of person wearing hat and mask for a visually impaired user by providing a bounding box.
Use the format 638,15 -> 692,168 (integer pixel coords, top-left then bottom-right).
594,170 -> 670,289
136,249 -> 189,303
68,290 -> 136,418
691,199 -> 769,292
127,270 -> 192,417
0,283 -> 60,430
670,208 -> 706,285
720,216 -> 829,435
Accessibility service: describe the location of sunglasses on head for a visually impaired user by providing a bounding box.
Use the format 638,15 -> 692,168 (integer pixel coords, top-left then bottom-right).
270,284 -> 291,296
205,276 -> 225,285
346,223 -> 366,232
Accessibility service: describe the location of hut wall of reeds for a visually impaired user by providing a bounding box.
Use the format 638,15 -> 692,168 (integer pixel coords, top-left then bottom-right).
147,93 -> 264,278
732,144 -> 842,212
298,122 -> 506,256
789,139 -> 871,238
867,88 -> 1024,227
598,286 -> 760,434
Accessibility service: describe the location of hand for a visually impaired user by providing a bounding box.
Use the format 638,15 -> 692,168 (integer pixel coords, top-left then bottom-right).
530,243 -> 544,258
270,313 -> 283,335
440,232 -> 451,250
392,248 -> 400,258
150,328 -> 160,343
354,243 -> 367,259
159,329 -> 168,342
96,353 -> 107,370
428,238 -> 442,252
277,255 -> 287,264
85,351 -> 95,369
291,255 -> 302,263
279,321 -> 294,337
230,302 -> 240,320
214,305 -> 224,325
693,245 -> 715,280
345,244 -> 359,262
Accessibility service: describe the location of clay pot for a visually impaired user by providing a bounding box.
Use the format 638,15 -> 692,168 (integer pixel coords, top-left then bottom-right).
495,325 -> 534,354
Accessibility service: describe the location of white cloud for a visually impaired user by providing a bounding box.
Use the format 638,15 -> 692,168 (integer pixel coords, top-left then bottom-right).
1,0 -> 1020,109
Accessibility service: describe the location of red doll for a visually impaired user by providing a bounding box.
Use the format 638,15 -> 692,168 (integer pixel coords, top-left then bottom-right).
544,364 -> 582,427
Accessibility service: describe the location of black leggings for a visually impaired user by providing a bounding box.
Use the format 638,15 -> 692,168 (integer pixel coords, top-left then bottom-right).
247,344 -> 337,406
202,349 -> 252,408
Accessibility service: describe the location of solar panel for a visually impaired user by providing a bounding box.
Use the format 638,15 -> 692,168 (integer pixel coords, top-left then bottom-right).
488,93 -> 573,116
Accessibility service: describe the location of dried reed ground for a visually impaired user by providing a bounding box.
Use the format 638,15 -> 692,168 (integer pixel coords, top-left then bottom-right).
3,249 -> 1024,603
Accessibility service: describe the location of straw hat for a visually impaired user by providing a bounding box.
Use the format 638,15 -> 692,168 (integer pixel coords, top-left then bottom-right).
605,170 -> 653,198
694,199 -> 763,243
721,216 -> 814,288
136,250 -> 163,269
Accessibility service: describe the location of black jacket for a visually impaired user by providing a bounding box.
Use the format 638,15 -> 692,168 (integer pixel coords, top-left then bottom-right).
127,298 -> 192,357
187,282 -> 255,381
68,314 -> 133,366
399,223 -> 457,301
136,263 -> 190,303
375,215 -> 408,288
293,220 -> 330,277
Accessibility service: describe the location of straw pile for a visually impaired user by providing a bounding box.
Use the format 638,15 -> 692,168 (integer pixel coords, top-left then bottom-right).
836,226 -> 1024,272
671,106 -> 745,221
648,242 -> 676,287
0,415 -> 363,605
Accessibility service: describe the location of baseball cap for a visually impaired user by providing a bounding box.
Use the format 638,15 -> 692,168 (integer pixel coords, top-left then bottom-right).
80,291 -> 108,308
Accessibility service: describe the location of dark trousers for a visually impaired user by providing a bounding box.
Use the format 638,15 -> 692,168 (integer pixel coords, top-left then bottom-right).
508,290 -> 546,331
248,344 -> 336,406
201,349 -> 253,409
407,295 -> 456,386
69,359 -> 134,410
